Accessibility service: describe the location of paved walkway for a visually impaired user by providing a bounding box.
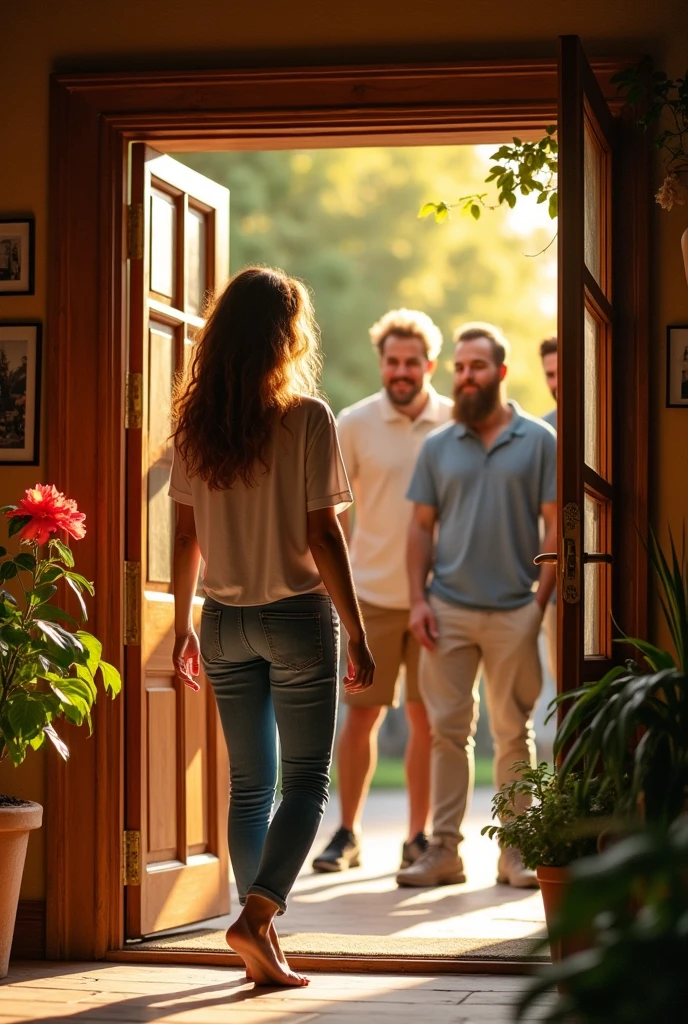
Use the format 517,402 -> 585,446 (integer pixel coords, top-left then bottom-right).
280,788 -> 546,946
161,788 -> 546,953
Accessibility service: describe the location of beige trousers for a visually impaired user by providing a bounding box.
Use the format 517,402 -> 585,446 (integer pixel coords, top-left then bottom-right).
419,594 -> 543,846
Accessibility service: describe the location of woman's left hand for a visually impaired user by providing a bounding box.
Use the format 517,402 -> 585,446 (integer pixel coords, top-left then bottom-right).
173,630 -> 201,691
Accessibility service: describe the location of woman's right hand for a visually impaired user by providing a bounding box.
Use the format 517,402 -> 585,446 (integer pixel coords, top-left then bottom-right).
344,636 -> 375,695
173,629 -> 201,692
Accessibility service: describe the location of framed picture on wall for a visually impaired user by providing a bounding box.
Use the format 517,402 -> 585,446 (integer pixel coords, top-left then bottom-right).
0,322 -> 42,465
0,219 -> 35,295
666,324 -> 688,408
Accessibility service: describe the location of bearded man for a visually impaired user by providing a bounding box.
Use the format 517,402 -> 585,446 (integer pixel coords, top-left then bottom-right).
396,323 -> 557,889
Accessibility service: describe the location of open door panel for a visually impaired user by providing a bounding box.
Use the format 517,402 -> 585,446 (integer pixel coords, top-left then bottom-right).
124,146 -> 231,937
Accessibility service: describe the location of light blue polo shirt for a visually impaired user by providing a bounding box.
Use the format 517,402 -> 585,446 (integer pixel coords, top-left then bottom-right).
407,402 -> 557,611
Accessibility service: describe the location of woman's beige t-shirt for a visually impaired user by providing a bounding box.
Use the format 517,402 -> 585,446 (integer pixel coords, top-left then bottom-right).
168,396 -> 352,607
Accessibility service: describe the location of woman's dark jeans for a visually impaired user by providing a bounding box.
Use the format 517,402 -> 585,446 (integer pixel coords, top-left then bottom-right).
200,593 -> 339,914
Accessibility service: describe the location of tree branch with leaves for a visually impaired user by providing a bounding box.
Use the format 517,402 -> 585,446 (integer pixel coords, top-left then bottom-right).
419,126 -> 558,224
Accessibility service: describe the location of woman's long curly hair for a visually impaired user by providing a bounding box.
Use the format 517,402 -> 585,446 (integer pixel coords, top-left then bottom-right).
172,266 -> 322,490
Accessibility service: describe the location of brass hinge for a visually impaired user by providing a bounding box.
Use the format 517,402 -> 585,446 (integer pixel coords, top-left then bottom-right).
123,830 -> 142,886
123,560 -> 141,645
125,371 -> 143,429
127,203 -> 144,260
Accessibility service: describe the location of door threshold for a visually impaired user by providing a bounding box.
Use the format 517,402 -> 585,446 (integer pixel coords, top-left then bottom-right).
107,947 -> 544,976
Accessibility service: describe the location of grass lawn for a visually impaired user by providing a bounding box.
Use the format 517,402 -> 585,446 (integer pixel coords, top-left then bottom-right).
330,755 -> 494,790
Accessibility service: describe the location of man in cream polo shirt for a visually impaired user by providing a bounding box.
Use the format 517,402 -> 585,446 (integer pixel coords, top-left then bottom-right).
312,309 -> 453,874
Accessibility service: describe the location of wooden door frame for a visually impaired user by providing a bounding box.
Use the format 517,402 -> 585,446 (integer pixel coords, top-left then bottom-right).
47,56 -> 648,962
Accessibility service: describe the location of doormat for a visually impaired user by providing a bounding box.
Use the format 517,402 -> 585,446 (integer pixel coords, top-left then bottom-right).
135,929 -> 549,962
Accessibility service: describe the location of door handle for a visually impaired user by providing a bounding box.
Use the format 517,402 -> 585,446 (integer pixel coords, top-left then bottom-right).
533,552 -> 613,565
534,502 -> 610,605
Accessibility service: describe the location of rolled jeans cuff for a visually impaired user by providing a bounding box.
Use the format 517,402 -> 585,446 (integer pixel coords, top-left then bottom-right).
244,884 -> 287,915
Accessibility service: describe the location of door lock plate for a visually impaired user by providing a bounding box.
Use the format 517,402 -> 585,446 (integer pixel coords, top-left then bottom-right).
562,501 -> 581,604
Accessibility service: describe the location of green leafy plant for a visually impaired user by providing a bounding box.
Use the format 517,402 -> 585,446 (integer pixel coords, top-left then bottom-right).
612,63 -> 688,211
553,526 -> 688,826
481,762 -> 615,869
0,484 -> 121,767
516,817 -> 688,1023
419,127 -> 558,224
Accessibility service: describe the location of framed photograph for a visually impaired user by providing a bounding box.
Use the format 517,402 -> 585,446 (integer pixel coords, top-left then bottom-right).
666,324 -> 688,408
0,219 -> 35,295
0,322 -> 42,464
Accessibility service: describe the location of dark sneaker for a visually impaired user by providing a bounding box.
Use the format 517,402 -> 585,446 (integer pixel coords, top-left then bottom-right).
400,831 -> 429,869
312,826 -> 361,872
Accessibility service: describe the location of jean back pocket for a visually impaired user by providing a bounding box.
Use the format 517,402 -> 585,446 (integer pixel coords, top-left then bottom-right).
259,611 -> 323,672
200,605 -> 223,663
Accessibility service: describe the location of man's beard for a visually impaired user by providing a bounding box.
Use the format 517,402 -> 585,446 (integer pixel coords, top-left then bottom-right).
385,378 -> 423,407
453,376 -> 501,426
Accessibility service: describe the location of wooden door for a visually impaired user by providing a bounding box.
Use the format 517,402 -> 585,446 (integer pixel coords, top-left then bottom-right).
555,36 -> 616,700
125,147 -> 231,937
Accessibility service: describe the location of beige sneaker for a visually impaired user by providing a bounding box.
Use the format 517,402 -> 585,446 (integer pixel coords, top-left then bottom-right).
497,846 -> 539,888
396,838 -> 466,887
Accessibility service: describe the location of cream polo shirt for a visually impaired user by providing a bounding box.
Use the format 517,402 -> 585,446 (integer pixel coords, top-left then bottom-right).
168,396 -> 352,607
337,386 -> 453,610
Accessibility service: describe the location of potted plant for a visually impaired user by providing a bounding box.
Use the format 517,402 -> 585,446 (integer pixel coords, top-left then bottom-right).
507,525 -> 688,1007
515,816 -> 688,1022
0,484 -> 121,978
553,526 -> 688,830
481,761 -> 615,961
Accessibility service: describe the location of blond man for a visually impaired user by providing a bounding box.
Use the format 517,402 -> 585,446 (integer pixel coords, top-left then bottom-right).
312,309 -> 453,872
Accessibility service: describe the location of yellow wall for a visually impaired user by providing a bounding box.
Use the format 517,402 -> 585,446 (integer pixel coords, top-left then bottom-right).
2,0 -> 687,900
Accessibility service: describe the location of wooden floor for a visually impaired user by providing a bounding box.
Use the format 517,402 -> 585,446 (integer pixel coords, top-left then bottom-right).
0,961 -> 556,1023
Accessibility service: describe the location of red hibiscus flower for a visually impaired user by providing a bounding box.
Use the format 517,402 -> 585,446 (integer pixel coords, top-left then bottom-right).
6,484 -> 87,545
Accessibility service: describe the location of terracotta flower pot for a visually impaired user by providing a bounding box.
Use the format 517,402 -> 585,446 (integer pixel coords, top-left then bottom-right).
537,864 -> 590,964
0,799 -> 43,979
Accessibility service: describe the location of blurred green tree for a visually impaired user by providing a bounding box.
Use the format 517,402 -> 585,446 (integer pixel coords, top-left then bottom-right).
179,146 -> 557,418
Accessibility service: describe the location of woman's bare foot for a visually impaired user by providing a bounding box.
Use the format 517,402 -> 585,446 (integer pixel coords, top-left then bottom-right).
226,896 -> 308,987
244,924 -> 286,980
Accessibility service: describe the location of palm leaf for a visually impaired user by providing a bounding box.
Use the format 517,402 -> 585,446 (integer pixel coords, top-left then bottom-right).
618,634 -> 675,671
645,525 -> 688,672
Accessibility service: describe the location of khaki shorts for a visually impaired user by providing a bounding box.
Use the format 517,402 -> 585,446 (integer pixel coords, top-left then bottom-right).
344,599 -> 421,708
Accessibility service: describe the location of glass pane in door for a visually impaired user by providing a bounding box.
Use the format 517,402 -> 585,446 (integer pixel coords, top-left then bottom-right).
584,121 -> 601,284
147,322 -> 176,584
150,190 -> 176,299
584,308 -> 600,473
186,206 -> 207,316
584,493 -> 603,656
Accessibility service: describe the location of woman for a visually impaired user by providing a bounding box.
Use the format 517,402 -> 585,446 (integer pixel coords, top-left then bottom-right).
169,266 -> 374,987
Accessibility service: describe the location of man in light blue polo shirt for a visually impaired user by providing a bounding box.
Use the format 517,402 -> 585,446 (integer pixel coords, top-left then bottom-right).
397,323 -> 557,890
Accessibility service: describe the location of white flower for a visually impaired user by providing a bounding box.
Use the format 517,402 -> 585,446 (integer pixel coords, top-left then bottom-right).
655,172 -> 688,211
